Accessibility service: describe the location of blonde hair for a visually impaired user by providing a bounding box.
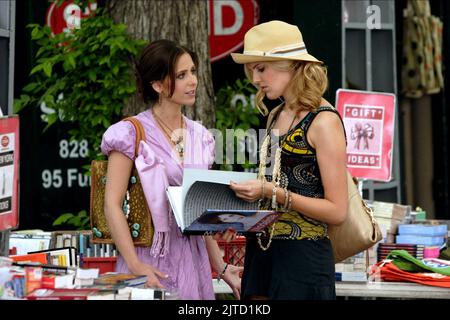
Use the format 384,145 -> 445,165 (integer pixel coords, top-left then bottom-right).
244,60 -> 328,116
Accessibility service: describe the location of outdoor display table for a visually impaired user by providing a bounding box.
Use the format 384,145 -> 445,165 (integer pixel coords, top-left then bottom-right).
213,280 -> 450,299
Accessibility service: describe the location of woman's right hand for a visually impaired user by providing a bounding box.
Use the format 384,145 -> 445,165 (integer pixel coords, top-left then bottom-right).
230,179 -> 269,202
129,260 -> 168,289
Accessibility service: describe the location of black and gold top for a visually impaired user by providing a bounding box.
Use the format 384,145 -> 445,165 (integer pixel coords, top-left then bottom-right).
260,106 -> 341,241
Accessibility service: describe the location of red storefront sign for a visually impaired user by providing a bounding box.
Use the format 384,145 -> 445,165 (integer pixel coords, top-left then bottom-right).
209,0 -> 259,62
336,89 -> 396,182
46,0 -> 258,62
46,0 -> 97,35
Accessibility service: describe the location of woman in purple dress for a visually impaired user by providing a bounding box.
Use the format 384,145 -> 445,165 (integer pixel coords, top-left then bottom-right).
101,40 -> 242,299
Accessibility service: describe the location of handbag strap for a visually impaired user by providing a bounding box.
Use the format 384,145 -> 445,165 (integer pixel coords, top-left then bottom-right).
123,117 -> 146,157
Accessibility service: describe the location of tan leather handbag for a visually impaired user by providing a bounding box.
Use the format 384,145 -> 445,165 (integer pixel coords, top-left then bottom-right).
90,117 -> 154,246
328,172 -> 383,263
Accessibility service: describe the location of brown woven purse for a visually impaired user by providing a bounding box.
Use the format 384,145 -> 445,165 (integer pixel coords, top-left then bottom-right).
90,117 -> 154,246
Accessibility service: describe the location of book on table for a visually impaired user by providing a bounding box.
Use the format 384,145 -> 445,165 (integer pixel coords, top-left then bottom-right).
10,252 -> 49,265
26,288 -> 100,300
93,273 -> 147,287
166,169 -> 282,236
41,272 -> 75,289
10,247 -> 77,272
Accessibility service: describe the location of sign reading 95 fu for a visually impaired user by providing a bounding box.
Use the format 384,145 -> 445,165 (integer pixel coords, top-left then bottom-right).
0,116 -> 19,231
336,89 -> 396,182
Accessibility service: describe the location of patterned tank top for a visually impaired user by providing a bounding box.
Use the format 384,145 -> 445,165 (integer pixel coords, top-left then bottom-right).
260,106 -> 342,241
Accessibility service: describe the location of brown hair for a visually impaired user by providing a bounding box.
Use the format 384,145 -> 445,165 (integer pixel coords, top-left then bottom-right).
245,60 -> 328,115
134,39 -> 198,104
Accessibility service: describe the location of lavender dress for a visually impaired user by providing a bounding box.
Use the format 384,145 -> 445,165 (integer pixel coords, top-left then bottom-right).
101,109 -> 216,300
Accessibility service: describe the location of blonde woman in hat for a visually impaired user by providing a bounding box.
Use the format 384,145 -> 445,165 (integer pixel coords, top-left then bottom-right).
229,21 -> 348,300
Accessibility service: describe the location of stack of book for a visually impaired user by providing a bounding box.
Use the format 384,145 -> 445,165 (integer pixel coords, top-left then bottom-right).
2,270 -> 26,299
81,273 -> 167,300
377,243 -> 425,261
335,248 -> 377,282
25,286 -> 165,300
26,288 -> 101,300
93,273 -> 147,287
77,273 -> 148,300
2,265 -> 77,299
370,201 -> 410,243
396,224 -> 448,246
2,265 -> 166,300
40,272 -> 75,289
10,247 -> 77,268
335,271 -> 367,282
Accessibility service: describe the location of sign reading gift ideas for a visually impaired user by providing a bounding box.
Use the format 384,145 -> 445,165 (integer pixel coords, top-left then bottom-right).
336,89 -> 396,182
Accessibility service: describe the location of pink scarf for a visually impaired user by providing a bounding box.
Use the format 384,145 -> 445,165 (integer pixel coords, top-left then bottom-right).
134,141 -> 172,257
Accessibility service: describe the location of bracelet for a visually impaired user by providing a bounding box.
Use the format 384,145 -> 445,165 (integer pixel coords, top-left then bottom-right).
260,180 -> 265,200
271,185 -> 277,209
217,263 -> 229,282
282,188 -> 289,211
287,191 -> 292,211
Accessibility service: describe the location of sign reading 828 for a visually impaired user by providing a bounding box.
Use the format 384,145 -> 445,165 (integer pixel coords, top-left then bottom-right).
59,139 -> 89,159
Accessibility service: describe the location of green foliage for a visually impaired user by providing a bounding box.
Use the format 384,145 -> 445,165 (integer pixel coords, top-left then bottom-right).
15,8 -> 146,231
14,8 -> 147,162
215,79 -> 259,171
52,210 -> 90,230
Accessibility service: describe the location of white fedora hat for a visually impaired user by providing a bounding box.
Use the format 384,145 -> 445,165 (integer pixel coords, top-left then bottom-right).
231,20 -> 322,64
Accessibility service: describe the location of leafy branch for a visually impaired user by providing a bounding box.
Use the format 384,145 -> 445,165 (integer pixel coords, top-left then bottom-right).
14,8 -> 147,162
52,210 -> 90,230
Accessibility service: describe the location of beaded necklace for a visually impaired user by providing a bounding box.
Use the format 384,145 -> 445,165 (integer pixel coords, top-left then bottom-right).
257,108 -> 297,250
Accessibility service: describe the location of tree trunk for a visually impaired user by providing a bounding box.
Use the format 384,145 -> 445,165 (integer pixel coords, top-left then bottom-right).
106,0 -> 215,129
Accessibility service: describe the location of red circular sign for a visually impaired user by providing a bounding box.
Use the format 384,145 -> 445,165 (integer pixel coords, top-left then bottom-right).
46,0 -> 97,35
1,136 -> 9,148
209,0 -> 259,62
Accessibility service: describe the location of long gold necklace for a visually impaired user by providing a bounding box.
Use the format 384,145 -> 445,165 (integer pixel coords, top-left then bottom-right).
152,109 -> 185,160
257,110 -> 297,251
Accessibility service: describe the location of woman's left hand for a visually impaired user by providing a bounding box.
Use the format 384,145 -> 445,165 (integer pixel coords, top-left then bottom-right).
213,228 -> 237,242
221,264 -> 244,300
229,179 -> 264,202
